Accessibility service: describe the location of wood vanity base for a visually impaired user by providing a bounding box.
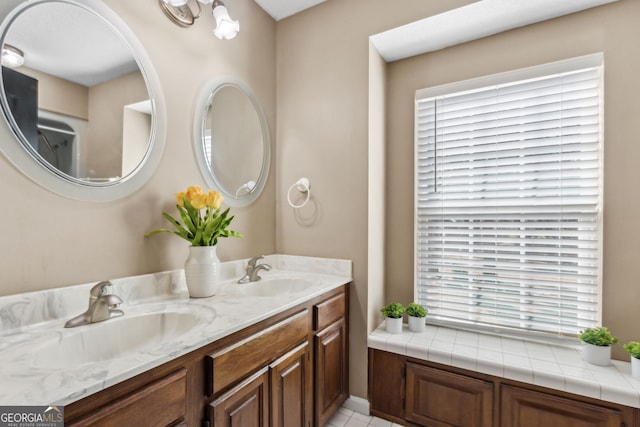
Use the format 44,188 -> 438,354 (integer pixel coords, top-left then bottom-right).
64,284 -> 349,427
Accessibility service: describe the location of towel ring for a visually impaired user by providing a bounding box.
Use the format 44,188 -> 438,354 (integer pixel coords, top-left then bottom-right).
287,177 -> 311,208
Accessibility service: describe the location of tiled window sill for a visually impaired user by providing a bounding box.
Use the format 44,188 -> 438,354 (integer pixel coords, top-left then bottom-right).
368,322 -> 640,409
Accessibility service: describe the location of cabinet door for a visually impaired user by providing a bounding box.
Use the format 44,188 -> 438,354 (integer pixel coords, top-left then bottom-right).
270,341 -> 312,427
209,368 -> 269,427
315,318 -> 348,426
405,363 -> 493,427
501,384 -> 624,427
66,369 -> 187,427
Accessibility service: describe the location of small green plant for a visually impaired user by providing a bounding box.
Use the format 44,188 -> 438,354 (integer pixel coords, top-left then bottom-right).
405,303 -> 428,318
578,326 -> 618,347
381,303 -> 405,319
624,341 -> 640,359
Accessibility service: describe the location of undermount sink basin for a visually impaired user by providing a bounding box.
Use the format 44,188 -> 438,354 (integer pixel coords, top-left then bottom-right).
32,308 -> 213,368
236,278 -> 313,297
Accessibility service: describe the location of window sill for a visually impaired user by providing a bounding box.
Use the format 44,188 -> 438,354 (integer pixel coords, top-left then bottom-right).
368,322 -> 640,409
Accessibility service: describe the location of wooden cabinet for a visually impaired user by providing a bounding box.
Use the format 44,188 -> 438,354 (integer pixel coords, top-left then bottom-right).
314,292 -> 349,426
501,384 -> 624,427
209,368 -> 270,427
405,362 -> 493,427
369,348 -> 636,427
270,342 -> 313,427
66,368 -> 187,427
65,285 -> 349,427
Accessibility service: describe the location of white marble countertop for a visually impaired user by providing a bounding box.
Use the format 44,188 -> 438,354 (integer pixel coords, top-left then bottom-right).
368,322 -> 640,409
0,254 -> 352,406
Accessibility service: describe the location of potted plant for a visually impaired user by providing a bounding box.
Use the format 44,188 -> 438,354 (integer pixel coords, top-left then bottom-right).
381,303 -> 405,334
406,302 -> 428,333
578,326 -> 618,366
145,186 -> 242,298
623,341 -> 640,379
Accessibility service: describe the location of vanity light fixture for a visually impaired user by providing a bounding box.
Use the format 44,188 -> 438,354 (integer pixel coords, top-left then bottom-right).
159,0 -> 239,40
1,44 -> 24,68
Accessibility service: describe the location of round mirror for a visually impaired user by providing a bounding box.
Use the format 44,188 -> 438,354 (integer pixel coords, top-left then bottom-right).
0,0 -> 165,201
194,78 -> 270,207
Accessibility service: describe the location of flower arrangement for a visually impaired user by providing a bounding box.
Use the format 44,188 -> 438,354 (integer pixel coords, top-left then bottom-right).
578,326 -> 618,347
145,186 -> 242,246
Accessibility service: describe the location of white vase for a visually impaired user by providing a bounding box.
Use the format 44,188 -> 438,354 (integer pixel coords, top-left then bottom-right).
408,315 -> 426,333
184,245 -> 221,298
631,356 -> 640,380
581,342 -> 611,366
385,317 -> 403,334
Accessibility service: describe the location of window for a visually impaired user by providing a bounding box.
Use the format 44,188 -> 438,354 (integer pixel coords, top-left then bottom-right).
415,54 -> 603,336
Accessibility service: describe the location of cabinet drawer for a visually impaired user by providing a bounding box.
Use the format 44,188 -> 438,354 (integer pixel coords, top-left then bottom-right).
206,309 -> 309,396
66,368 -> 187,427
314,292 -> 345,331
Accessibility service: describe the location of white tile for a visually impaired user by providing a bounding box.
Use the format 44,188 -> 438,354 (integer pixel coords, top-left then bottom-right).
503,353 -> 531,367
351,412 -> 372,423
551,345 -> 581,364
369,417 -> 393,427
344,418 -> 369,427
525,341 -> 556,361
406,343 -> 429,360
501,337 -> 528,355
477,357 -> 504,377
533,369 -> 565,391
451,351 -> 477,371
600,383 -> 640,408
478,334 -> 502,351
328,412 -> 350,427
455,330 -> 480,347
434,327 -> 458,342
530,359 -> 563,374
565,376 -> 601,400
504,363 -> 534,383
559,363 -> 595,380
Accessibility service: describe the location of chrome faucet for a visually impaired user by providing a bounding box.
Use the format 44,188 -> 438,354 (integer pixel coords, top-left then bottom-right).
64,280 -> 124,328
238,255 -> 271,283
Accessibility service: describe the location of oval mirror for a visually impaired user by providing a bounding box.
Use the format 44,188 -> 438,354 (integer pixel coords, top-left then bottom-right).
0,0 -> 165,201
194,78 -> 270,207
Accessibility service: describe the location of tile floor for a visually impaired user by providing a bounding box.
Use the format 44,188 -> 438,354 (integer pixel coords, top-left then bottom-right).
327,405 -> 404,427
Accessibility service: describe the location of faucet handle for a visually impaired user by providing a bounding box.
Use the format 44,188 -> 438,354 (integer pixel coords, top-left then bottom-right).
90,280 -> 113,297
247,255 -> 264,267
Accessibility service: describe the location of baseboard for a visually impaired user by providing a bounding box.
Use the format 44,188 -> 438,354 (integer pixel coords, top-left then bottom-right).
342,395 -> 370,416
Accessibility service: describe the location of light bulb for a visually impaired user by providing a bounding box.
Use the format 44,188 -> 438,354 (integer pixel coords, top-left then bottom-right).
212,5 -> 239,40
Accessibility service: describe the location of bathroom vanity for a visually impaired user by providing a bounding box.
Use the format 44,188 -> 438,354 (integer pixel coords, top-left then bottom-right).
0,255 -> 351,427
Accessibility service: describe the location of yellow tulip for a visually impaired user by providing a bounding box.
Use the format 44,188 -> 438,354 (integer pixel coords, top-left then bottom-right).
185,186 -> 203,201
205,190 -> 223,209
175,191 -> 186,207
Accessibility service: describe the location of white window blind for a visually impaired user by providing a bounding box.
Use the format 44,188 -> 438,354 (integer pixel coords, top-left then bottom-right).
415,56 -> 603,336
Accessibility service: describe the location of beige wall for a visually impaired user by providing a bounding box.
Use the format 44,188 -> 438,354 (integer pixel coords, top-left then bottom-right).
276,0 -> 476,400
86,71 -> 147,178
0,0 -> 276,296
385,0 -> 640,362
18,67 -> 88,119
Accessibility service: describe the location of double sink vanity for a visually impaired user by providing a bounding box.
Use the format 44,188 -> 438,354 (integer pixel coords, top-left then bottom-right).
0,254 -> 351,426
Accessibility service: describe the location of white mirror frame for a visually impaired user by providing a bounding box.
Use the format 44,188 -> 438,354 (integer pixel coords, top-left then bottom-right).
0,0 -> 166,202
193,77 -> 270,207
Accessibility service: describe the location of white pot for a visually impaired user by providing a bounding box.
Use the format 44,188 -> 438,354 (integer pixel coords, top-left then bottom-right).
385,317 -> 403,334
408,315 -> 426,333
581,342 -> 611,366
184,245 -> 221,298
631,356 -> 640,380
